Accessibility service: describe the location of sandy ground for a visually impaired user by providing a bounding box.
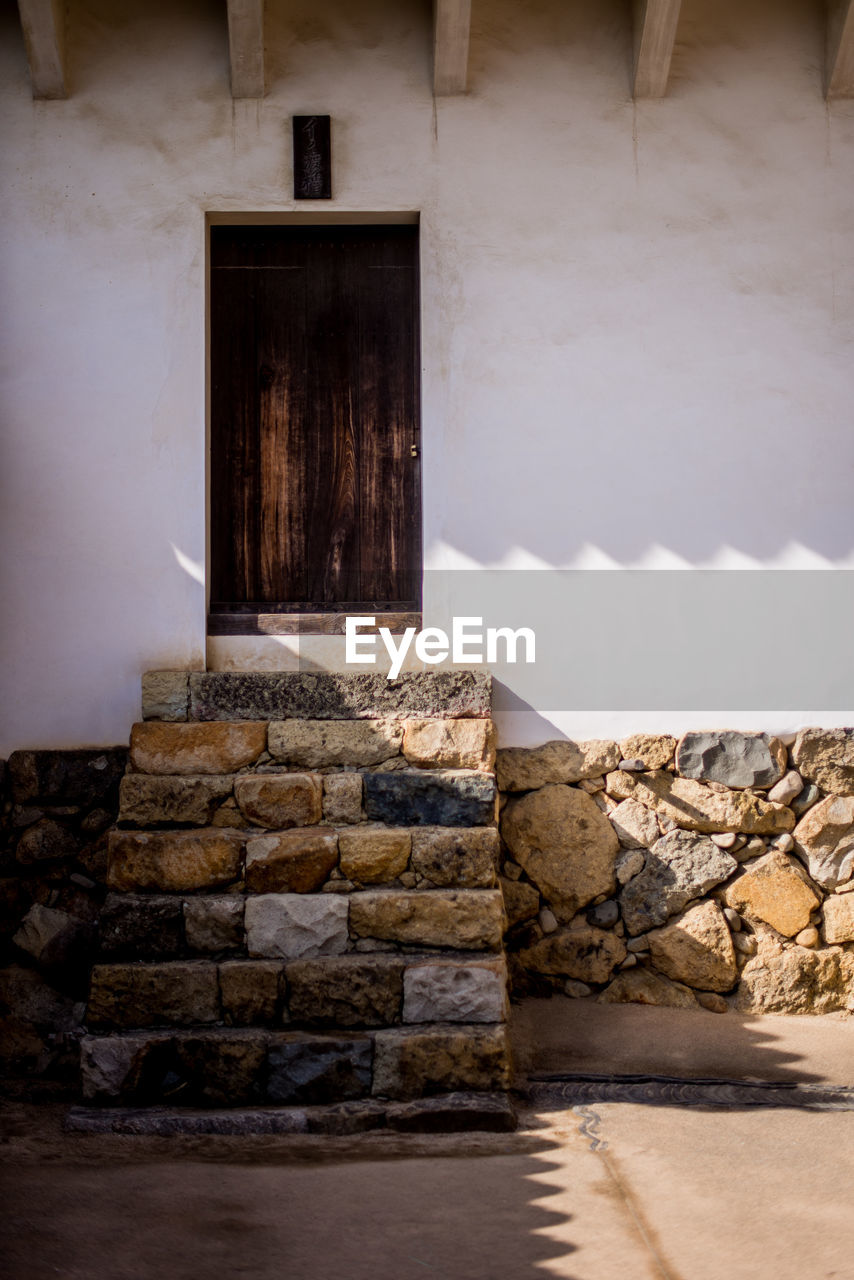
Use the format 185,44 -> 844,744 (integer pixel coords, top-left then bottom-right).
2,1000 -> 853,1280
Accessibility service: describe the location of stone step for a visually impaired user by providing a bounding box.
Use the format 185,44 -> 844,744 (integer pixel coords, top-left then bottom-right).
80,670 -> 507,1118
80,1024 -> 511,1106
99,884 -> 504,957
106,826 -> 500,897
362,770 -> 496,826
129,717 -> 496,774
66,1091 -> 518,1135
116,769 -> 496,829
100,887 -> 506,962
87,955 -> 508,1030
142,671 -> 492,724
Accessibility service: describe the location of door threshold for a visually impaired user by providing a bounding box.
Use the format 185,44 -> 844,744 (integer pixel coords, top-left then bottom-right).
207,611 -> 421,636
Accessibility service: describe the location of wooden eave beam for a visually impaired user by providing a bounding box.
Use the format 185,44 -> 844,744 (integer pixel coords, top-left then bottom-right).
633,0 -> 682,99
17,0 -> 66,99
227,0 -> 265,99
433,0 -> 471,96
827,0 -> 854,97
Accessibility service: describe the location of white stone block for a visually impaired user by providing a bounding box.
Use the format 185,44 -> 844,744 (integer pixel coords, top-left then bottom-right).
245,894 -> 349,960
402,958 -> 507,1024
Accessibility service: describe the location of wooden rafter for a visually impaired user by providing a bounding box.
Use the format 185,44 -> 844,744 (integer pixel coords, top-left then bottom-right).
827,0 -> 854,97
633,0 -> 681,99
433,0 -> 471,96
227,0 -> 265,99
17,0 -> 66,99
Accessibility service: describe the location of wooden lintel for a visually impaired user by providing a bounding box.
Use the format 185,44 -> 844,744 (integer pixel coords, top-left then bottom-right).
17,0 -> 66,99
226,0 -> 265,99
433,0 -> 471,96
828,0 -> 854,97
632,0 -> 681,99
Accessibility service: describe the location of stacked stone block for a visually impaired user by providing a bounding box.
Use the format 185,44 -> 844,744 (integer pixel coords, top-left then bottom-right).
80,672 -> 512,1123
499,729 -> 854,1015
0,748 -> 126,1091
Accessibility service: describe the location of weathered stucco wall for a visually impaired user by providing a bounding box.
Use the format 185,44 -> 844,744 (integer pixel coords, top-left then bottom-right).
1,0 -> 853,754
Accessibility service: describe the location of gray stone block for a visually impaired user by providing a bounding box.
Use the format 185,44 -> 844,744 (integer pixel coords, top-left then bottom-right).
676,732 -> 784,789
620,831 -> 738,936
80,1032 -> 172,1103
13,904 -> 96,979
244,829 -> 338,894
219,961 -> 283,1026
107,828 -> 245,893
363,770 -> 496,826
67,1106 -> 310,1136
268,719 -> 402,766
402,958 -> 507,1024
266,1034 -> 373,1104
141,671 -> 190,721
130,720 -> 266,774
791,727 -> 854,795
8,748 -> 127,807
66,1095 -> 515,1135
303,1100 -> 389,1134
372,1025 -> 510,1100
189,672 -> 492,722
175,1031 -> 269,1106
286,954 -> 405,1027
245,894 -> 349,960
0,964 -> 83,1035
321,773 -> 364,825
15,818 -> 79,865
183,896 -> 245,954
409,826 -> 499,887
349,889 -> 505,951
234,773 -> 322,829
87,962 -> 220,1029
118,774 -> 233,826
99,894 -> 184,961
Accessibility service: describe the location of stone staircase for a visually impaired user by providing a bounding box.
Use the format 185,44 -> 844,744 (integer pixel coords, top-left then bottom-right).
74,671 -> 515,1133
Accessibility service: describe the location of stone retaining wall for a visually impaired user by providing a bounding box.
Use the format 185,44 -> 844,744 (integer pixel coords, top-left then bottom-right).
499,730 -> 854,1015
3,707 -> 853,1103
0,748 -> 127,1091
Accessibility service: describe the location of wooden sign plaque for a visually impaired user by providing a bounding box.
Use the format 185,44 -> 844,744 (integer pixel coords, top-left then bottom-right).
293,116 -> 332,200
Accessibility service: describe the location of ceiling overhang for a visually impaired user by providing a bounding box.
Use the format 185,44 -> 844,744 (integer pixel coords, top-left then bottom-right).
14,1 -> 854,103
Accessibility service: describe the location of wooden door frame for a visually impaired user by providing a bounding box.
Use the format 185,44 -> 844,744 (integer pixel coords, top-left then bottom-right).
204,211 -> 422,638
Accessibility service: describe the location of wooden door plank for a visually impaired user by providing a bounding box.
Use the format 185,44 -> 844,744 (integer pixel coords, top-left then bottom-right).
303,236 -> 361,603
210,266 -> 260,604
256,266 -> 308,601
357,231 -> 421,605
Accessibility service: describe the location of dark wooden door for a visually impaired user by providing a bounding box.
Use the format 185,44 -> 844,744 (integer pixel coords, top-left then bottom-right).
210,225 -> 421,614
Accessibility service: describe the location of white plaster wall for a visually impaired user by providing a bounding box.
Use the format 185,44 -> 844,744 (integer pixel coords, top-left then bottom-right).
1,0 -> 852,753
